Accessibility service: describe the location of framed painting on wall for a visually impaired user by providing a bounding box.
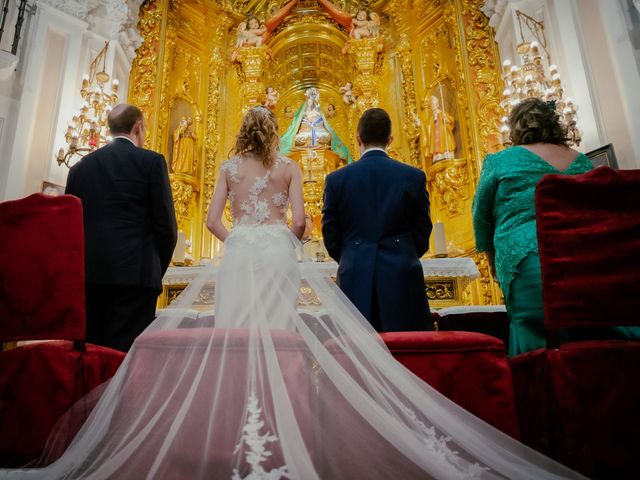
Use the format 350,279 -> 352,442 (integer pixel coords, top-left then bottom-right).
586,143 -> 619,170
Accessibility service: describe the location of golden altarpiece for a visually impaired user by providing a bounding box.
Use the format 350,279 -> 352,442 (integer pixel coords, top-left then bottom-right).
128,0 -> 506,307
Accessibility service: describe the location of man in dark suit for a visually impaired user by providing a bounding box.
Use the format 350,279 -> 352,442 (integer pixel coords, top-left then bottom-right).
322,108 -> 432,331
65,104 -> 177,351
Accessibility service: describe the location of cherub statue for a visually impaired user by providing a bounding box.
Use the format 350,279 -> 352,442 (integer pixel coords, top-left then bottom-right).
264,86 -> 279,110
370,12 -> 380,36
235,22 -> 248,48
326,103 -> 337,119
284,105 -> 294,120
340,82 -> 356,105
350,9 -> 380,39
237,16 -> 267,47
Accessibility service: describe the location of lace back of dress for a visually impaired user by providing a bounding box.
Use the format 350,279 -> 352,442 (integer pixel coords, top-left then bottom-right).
221,154 -> 291,226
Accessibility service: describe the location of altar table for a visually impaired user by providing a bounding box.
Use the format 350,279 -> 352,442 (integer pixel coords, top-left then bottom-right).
159,258 -> 480,310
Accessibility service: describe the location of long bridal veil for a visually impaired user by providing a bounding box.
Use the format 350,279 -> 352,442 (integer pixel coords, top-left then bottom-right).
1,226 -> 584,479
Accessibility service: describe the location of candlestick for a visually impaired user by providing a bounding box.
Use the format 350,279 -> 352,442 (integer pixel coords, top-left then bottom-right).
433,221 -> 447,257
173,232 -> 187,265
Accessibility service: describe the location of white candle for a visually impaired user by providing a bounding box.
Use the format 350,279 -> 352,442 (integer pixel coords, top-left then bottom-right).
173,231 -> 186,264
433,221 -> 447,257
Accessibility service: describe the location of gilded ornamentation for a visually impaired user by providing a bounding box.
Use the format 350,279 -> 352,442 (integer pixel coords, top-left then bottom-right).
128,0 -> 163,149
474,252 -> 501,305
273,12 -> 344,36
425,280 -> 455,301
155,7 -> 180,153
461,0 -> 504,165
232,46 -> 271,111
428,159 -> 469,216
170,174 -> 199,229
346,37 -> 385,113
396,35 -> 420,167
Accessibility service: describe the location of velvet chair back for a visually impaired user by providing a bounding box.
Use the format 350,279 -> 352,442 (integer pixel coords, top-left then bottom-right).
535,167 -> 640,332
0,193 -> 85,342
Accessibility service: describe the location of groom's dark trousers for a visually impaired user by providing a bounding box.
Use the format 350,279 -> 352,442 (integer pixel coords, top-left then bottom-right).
66,138 -> 177,351
322,149 -> 432,332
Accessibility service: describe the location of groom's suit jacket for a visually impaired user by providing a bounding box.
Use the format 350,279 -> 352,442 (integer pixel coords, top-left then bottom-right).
66,137 -> 177,292
322,149 -> 432,331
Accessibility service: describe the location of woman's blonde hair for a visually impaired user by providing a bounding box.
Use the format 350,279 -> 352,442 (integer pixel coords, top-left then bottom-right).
233,106 -> 279,167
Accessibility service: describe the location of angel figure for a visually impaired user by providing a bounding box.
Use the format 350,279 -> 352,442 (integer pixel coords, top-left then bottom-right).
264,87 -> 279,110
284,105 -> 294,120
237,16 -> 266,47
235,22 -> 248,48
326,103 -> 337,119
368,12 -> 381,37
350,9 -> 380,39
340,82 -> 356,105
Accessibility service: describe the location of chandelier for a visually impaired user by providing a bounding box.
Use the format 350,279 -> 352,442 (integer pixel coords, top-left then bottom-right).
499,12 -> 581,147
56,42 -> 120,168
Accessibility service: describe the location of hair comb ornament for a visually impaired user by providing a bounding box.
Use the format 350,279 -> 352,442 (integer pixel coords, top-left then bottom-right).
252,105 -> 273,115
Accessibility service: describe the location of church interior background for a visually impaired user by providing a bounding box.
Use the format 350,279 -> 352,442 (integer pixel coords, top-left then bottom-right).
1,0 -> 639,308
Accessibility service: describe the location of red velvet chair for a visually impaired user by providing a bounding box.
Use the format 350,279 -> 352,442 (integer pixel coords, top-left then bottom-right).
435,306 -> 510,347
0,194 -> 125,467
510,167 -> 640,479
381,330 -> 521,439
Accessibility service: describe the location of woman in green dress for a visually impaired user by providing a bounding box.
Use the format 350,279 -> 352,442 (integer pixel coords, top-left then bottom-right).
473,98 -> 639,355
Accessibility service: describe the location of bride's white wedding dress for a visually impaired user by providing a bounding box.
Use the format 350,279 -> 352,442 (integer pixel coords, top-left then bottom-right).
1,154 -> 584,479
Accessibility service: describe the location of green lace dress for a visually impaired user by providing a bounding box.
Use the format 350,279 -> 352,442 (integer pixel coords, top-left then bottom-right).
472,146 -> 592,354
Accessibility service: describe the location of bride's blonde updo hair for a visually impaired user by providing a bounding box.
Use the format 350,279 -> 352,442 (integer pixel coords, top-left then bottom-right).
233,106 -> 279,167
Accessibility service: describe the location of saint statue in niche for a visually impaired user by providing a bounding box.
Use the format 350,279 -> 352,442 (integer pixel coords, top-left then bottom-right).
418,91 -> 456,162
171,117 -> 197,175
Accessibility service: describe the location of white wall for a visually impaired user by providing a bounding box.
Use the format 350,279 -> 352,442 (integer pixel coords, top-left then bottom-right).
0,0 -> 141,201
483,0 -> 640,168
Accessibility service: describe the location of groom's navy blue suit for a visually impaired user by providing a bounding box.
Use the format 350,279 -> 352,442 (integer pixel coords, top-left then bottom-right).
322,149 -> 432,331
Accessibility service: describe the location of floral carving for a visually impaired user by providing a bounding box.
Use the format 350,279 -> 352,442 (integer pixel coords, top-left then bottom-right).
429,160 -> 469,216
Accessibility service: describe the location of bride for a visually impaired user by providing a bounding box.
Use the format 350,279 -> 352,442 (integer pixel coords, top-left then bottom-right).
1,107 -> 584,479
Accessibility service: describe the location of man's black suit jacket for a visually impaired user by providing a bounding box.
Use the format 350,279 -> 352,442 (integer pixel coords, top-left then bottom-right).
65,138 -> 177,292
322,149 -> 432,331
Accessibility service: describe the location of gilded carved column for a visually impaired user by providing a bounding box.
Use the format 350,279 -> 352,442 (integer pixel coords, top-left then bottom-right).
232,46 -> 271,112
128,0 -> 167,150
203,14 -> 232,216
459,0 -> 505,304
346,37 -> 385,114
396,35 -> 421,168
460,0 -> 504,171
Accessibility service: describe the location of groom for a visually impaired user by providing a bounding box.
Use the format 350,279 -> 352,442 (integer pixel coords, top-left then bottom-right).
322,108 -> 432,331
